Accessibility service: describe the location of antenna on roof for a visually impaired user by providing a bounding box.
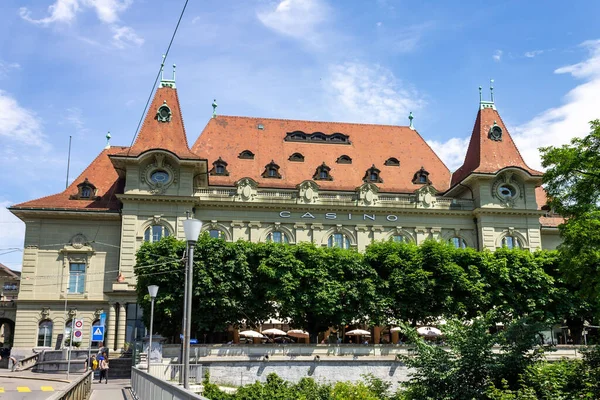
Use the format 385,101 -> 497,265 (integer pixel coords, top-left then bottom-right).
159,56 -> 176,88
408,112 -> 414,130
212,99 -> 218,118
65,135 -> 72,189
160,54 -> 166,81
490,79 -> 495,103
172,64 -> 176,81
479,81 -> 497,110
105,131 -> 112,149
479,86 -> 482,103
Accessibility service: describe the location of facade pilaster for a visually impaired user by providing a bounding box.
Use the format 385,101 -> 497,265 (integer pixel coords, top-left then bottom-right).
230,221 -> 247,241
294,223 -> 310,243
116,303 -> 127,351
106,303 -> 116,351
415,226 -> 430,244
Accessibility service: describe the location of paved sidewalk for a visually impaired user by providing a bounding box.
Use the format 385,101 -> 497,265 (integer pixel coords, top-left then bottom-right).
90,378 -> 132,400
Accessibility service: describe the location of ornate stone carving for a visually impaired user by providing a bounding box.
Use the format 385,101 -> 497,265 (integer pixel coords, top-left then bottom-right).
70,234 -> 87,249
94,309 -> 105,319
68,308 -> 77,318
356,183 -> 379,206
297,180 -> 320,204
41,308 -> 50,319
235,177 -> 258,201
141,153 -> 178,195
416,185 -> 437,208
492,172 -> 523,208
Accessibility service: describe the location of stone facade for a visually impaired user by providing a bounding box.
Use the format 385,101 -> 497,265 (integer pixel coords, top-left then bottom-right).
8,81 -> 561,357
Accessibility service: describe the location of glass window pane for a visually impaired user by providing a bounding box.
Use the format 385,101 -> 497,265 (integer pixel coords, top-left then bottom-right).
393,235 -> 404,243
152,225 -> 162,242
209,230 -> 222,239
273,231 -> 282,243
38,321 -> 53,347
69,263 -> 85,293
144,227 -> 150,242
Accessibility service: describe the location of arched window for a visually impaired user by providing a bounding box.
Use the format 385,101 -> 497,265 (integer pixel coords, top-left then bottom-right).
502,235 -> 521,250
363,164 -> 383,183
209,229 -> 225,239
209,157 -> 229,176
288,153 -> 305,162
38,320 -> 53,347
266,231 -> 289,244
144,225 -> 170,243
392,235 -> 405,243
328,233 -> 351,249
261,160 -> 282,179
81,187 -> 91,198
313,163 -> 333,181
450,237 -> 467,249
412,167 -> 431,185
336,155 -> 352,164
238,150 -> 255,160
384,157 -> 400,166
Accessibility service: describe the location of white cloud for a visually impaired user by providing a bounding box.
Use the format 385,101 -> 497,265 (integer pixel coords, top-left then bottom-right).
0,61 -> 20,79
257,0 -> 328,44
493,49 -> 503,62
324,62 -> 424,125
20,0 -> 141,48
111,25 -> 144,48
0,200 -> 25,272
524,49 -> 544,58
0,91 -> 46,147
428,40 -> 600,172
512,39 -> 600,170
427,137 -> 470,171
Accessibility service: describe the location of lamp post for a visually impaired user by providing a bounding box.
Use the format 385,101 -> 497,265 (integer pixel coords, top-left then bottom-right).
182,217 -> 202,389
147,285 -> 159,371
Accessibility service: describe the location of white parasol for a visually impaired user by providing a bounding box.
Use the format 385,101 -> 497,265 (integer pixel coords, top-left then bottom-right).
239,330 -> 265,338
417,326 -> 442,337
287,329 -> 310,338
261,328 -> 287,336
345,329 -> 371,336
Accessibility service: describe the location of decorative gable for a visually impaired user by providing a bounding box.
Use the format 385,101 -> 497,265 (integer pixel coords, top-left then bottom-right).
70,178 -> 99,200
415,184 -> 437,208
356,182 -> 379,206
297,180 -> 320,204
235,177 -> 258,201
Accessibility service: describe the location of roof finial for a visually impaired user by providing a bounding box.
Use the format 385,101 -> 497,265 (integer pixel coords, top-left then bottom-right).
490,79 -> 494,103
212,99 -> 218,118
408,111 -> 414,130
172,64 -> 176,81
479,86 -> 482,103
161,54 -> 166,81
104,131 -> 112,149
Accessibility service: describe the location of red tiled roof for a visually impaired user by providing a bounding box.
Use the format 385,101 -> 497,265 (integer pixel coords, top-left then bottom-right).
0,263 -> 20,279
536,186 -> 564,228
451,108 -> 542,186
11,147 -> 127,211
191,116 -> 451,193
118,86 -> 200,160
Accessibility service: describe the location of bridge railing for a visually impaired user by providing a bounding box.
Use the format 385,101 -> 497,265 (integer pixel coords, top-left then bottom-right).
47,370 -> 92,400
131,367 -> 209,400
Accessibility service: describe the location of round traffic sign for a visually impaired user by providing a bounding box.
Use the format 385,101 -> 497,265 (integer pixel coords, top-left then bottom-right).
74,330 -> 83,338
74,320 -> 83,329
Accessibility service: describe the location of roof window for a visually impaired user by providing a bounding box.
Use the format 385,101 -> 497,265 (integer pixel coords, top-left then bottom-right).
384,157 -> 400,166
238,150 -> 255,160
336,155 -> 352,164
288,153 -> 305,162
262,160 -> 282,179
209,157 -> 229,176
313,162 -> 333,181
363,164 -> 383,183
412,167 -> 431,185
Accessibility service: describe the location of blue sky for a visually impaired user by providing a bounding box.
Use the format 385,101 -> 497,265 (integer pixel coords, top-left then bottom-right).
1,0 -> 600,270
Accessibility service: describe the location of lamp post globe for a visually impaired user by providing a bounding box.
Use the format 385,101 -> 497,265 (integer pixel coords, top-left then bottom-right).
182,217 -> 201,388
147,285 -> 159,370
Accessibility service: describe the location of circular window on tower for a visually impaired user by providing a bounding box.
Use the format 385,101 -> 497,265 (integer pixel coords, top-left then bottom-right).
151,170 -> 170,184
156,101 -> 172,122
497,184 -> 516,199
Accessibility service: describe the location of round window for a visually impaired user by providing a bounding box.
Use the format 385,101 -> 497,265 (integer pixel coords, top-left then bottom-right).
498,184 -> 516,199
151,170 -> 170,183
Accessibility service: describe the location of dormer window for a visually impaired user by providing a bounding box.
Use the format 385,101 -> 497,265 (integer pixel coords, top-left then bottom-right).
262,160 -> 282,179
238,150 -> 255,160
412,167 -> 431,185
330,133 -> 348,143
311,133 -> 327,141
336,155 -> 352,164
289,153 -> 305,162
384,157 -> 400,166
313,162 -> 333,181
156,100 -> 172,123
209,157 -> 229,176
363,164 -> 383,183
71,178 -> 97,200
289,131 -> 307,141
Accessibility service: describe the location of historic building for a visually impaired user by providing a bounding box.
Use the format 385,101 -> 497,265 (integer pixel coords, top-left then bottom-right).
8,74 -> 561,356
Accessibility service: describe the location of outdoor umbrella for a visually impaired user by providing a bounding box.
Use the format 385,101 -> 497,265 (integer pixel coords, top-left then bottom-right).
417,326 -> 442,337
287,329 -> 310,338
390,327 -> 403,332
261,328 -> 287,336
239,330 -> 265,338
345,329 -> 371,336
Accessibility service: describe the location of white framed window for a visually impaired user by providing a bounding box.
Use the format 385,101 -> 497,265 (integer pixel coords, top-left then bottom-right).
328,233 -> 351,249
267,231 -> 289,244
209,229 -> 225,239
38,320 -> 53,347
392,235 -> 405,243
502,235 -> 521,249
68,263 -> 86,294
450,237 -> 467,249
144,225 -> 170,242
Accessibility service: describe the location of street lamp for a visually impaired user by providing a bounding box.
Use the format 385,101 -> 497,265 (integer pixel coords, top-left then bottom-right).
182,217 -> 202,389
147,285 -> 159,371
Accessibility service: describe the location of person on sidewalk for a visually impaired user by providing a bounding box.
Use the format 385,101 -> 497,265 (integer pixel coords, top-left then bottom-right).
98,352 -> 109,384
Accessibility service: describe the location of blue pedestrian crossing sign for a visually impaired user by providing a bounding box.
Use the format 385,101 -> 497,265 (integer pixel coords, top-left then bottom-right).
92,326 -> 105,341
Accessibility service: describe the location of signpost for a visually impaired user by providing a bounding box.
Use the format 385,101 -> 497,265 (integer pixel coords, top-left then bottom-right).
73,319 -> 84,343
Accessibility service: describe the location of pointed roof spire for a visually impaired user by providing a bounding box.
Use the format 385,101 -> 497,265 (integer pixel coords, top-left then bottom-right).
160,55 -> 176,89
118,83 -> 200,160
490,78 -> 494,103
212,99 -> 218,118
408,112 -> 414,130
479,80 -> 496,110
451,102 -> 542,186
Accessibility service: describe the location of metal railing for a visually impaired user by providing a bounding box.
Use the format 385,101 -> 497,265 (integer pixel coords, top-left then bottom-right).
148,363 -> 203,385
47,370 -> 92,400
131,366 -> 209,400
